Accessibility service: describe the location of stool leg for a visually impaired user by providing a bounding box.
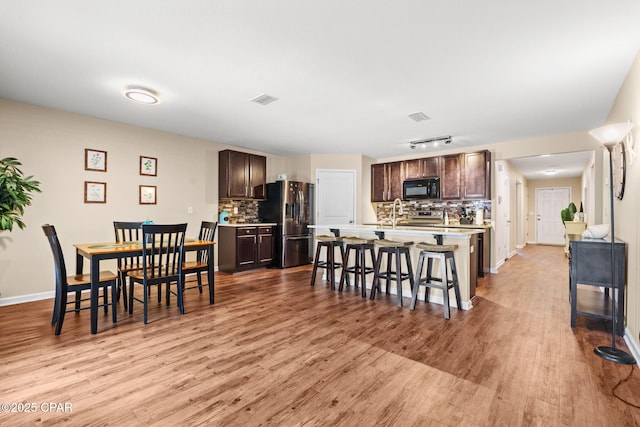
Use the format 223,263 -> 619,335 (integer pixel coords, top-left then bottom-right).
425,257 -> 434,302
449,254 -> 462,310
359,246 -> 367,298
338,247 -> 351,292
369,246 -> 376,298
441,255 -> 451,319
385,251 -> 392,293
327,243 -> 335,290
394,248 -> 403,307
370,248 -> 384,300
337,244 -> 346,288
411,252 -> 424,310
405,249 -> 415,293
353,248 -> 361,290
311,242 -> 322,287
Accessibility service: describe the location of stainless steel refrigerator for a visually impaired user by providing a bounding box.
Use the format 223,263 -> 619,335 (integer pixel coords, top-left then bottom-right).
259,181 -> 314,268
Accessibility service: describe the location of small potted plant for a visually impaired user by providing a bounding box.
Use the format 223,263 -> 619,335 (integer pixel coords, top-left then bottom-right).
560,202 -> 577,224
0,157 -> 41,231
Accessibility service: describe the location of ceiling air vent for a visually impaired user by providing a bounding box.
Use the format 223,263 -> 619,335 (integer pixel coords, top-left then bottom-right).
251,93 -> 279,106
408,112 -> 430,122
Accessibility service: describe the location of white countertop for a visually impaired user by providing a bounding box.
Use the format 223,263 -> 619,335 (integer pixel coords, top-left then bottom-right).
310,224 -> 483,237
219,223 -> 277,227
364,222 -> 491,230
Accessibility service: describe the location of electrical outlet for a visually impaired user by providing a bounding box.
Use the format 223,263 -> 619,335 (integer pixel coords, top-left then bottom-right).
187,206 -> 193,214
233,207 -> 238,214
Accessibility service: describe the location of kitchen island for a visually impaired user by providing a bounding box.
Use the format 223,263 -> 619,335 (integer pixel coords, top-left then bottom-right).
309,224 -> 485,310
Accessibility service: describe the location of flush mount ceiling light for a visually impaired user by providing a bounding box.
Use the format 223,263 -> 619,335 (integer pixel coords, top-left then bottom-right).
123,87 -> 160,105
408,112 -> 430,122
409,135 -> 452,149
543,169 -> 559,175
251,93 -> 279,106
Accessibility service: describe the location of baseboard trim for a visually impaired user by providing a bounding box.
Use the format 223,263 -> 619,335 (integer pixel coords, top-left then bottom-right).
0,291 -> 54,306
0,268 -> 219,307
624,328 -> 640,368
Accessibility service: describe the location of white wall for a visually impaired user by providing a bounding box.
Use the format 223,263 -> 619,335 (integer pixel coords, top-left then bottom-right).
604,49 -> 640,354
0,99 -> 281,301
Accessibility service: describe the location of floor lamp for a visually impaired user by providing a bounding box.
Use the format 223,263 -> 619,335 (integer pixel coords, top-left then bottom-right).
588,122 -> 635,365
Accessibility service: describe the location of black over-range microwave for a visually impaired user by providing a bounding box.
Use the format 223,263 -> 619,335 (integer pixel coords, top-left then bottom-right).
403,177 -> 440,200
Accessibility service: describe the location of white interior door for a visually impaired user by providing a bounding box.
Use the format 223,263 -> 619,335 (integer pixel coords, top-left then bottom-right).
316,170 -> 356,225
536,187 -> 570,244
494,161 -> 508,265
503,174 -> 510,258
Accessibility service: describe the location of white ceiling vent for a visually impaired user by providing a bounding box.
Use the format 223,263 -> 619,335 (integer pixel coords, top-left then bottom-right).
251,93 -> 279,105
408,112 -> 430,122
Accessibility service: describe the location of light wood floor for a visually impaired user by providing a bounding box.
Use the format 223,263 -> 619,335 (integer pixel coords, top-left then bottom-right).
1,245 -> 639,426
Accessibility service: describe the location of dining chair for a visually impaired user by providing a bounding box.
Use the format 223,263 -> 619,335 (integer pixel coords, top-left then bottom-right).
42,224 -> 118,335
127,223 -> 188,324
113,221 -> 144,310
182,221 -> 217,294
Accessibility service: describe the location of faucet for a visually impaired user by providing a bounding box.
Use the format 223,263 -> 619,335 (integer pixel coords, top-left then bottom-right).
390,198 -> 403,229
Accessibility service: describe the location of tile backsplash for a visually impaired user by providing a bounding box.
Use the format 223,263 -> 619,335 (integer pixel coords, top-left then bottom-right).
218,199 -> 260,224
376,200 -> 492,223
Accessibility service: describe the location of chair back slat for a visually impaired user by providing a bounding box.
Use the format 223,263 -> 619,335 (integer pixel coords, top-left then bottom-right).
114,221 -> 143,268
141,224 -> 187,283
196,221 -> 217,263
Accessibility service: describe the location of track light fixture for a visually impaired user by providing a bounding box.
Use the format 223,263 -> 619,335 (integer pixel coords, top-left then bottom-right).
409,135 -> 452,149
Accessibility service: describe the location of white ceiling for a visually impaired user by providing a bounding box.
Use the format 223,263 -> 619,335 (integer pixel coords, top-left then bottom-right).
1,1 -> 639,160
507,150 -> 594,180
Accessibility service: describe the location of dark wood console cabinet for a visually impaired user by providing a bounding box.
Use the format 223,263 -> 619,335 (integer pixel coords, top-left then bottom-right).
219,225 -> 274,273
569,236 -> 625,336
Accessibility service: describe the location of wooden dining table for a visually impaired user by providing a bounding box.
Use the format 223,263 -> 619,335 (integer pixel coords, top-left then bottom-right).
74,239 -> 216,334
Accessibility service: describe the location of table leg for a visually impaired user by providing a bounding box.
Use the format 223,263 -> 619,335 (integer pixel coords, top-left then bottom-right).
90,256 -> 100,334
75,250 -> 84,310
208,243 -> 215,304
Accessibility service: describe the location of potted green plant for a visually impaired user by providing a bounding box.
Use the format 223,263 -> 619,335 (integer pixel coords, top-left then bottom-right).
0,157 -> 41,231
560,202 -> 577,224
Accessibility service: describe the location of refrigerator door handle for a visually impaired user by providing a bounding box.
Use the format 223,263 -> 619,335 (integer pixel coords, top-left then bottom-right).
286,236 -> 310,240
298,190 -> 305,223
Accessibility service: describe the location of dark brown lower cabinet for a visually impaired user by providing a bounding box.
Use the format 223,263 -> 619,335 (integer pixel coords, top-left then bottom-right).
219,225 -> 274,273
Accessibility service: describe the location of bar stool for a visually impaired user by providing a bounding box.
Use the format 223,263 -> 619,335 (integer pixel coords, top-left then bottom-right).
411,243 -> 462,319
338,237 -> 376,298
370,239 -> 415,307
310,235 -> 344,290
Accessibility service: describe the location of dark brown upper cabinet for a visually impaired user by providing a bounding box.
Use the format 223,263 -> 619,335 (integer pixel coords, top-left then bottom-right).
371,161 -> 403,202
463,150 -> 491,199
219,149 -> 266,199
404,156 -> 440,180
439,154 -> 463,200
370,150 -> 491,202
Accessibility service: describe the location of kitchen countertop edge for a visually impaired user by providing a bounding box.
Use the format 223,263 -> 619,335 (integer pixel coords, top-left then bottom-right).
218,223 -> 277,227
310,224 -> 483,237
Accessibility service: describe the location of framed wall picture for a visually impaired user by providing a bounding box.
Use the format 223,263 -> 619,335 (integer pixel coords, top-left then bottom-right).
139,185 -> 157,204
85,149 -> 107,172
140,156 -> 157,176
84,181 -> 106,203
